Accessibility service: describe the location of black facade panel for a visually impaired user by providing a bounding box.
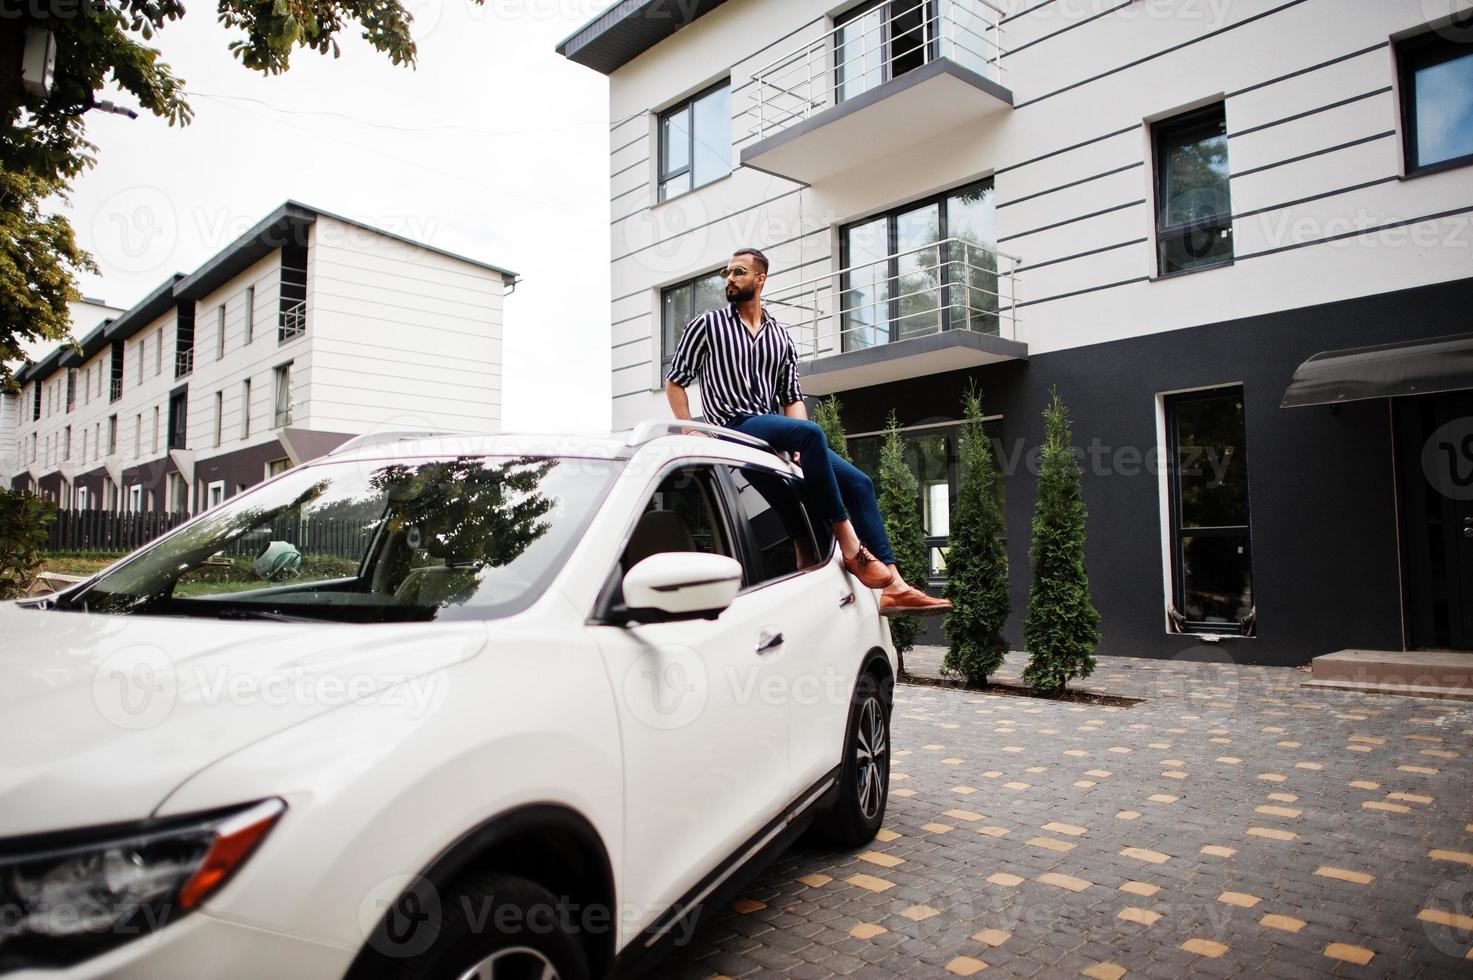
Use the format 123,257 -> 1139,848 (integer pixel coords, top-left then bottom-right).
830,276 -> 1473,666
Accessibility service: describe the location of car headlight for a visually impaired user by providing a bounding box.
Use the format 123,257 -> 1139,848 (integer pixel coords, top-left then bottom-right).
0,798 -> 284,969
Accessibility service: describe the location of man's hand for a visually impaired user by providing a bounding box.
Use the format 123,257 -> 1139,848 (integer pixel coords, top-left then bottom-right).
791,450 -> 801,465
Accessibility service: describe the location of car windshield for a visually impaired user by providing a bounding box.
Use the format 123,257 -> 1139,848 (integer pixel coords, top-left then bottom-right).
55,454 -> 620,623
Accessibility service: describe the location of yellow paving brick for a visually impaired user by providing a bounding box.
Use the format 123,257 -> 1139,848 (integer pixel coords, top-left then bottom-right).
1346,744 -> 1373,753
1044,822 -> 1088,837
1349,780 -> 1380,790
1324,944 -> 1375,966
1218,891 -> 1260,908
1277,740 -> 1301,748
1406,734 -> 1443,742
891,773 -> 909,781
893,788 -> 917,798
1260,914 -> 1306,933
1162,771 -> 1189,779
1267,793 -> 1299,803
1255,805 -> 1302,819
1086,769 -> 1113,778
981,770 -> 1004,778
1028,836 -> 1076,853
951,785 -> 979,795
1027,766 -> 1049,774
1119,882 -> 1160,898
972,928 -> 1012,947
1116,810 -> 1142,821
946,955 -> 988,976
1121,847 -> 1170,864
1148,794 -> 1178,804
850,922 -> 888,939
1108,746 -> 1132,753
797,874 -> 832,887
902,905 -> 940,921
845,873 -> 895,893
1148,742 -> 1172,749
922,744 -> 945,750
1201,845 -> 1237,858
859,851 -> 905,869
1180,939 -> 1228,958
1315,866 -> 1374,885
1399,765 -> 1439,774
1257,773 -> 1287,782
1038,872 -> 1092,892
1362,801 -> 1411,814
978,826 -> 1011,838
1081,964 -> 1127,980
1387,793 -> 1433,804
942,758 -> 965,765
875,828 -> 901,842
1002,781 -> 1031,791
1349,736 -> 1386,745
731,899 -> 766,913
944,809 -> 986,822
1246,827 -> 1297,841
1216,756 -> 1242,765
1210,737 -> 1232,744
1294,762 -> 1323,771
1420,908 -> 1473,930
1428,850 -> 1473,867
1161,759 -> 1185,767
1002,746 -> 1024,752
1073,780 -> 1098,788
1064,749 -> 1090,757
1117,907 -> 1161,926
922,822 -> 956,834
1421,749 -> 1459,759
988,872 -> 1025,887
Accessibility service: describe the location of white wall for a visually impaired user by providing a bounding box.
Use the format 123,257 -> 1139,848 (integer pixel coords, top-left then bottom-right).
602,0 -> 1473,428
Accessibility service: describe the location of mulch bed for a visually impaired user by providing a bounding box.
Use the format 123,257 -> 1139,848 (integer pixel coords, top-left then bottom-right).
897,670 -> 1144,707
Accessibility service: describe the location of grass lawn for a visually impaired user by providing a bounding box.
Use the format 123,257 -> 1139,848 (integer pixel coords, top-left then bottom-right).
40,554 -> 122,577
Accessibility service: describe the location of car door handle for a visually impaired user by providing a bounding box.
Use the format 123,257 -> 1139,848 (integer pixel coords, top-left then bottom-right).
755,629 -> 784,654
839,591 -> 856,608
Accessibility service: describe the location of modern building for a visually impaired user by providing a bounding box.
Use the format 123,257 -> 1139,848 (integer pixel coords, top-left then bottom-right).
8,201 -> 516,515
560,0 -> 1473,664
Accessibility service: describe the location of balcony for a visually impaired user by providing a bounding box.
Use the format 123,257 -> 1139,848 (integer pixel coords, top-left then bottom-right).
765,236 -> 1025,396
742,0 -> 1011,184
175,348 -> 194,379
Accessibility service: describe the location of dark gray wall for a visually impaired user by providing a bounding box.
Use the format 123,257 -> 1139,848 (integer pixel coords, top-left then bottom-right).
832,275 -> 1473,666
193,439 -> 291,502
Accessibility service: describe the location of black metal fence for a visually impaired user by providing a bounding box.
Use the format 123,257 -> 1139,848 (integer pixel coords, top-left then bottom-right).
46,509 -> 191,553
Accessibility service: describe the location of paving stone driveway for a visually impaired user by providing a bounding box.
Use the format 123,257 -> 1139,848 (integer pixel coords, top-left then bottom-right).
662,650 -> 1473,979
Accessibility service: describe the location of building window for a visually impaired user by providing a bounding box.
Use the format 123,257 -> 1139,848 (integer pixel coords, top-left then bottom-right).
216,304 -> 226,359
266,458 -> 292,478
658,82 -> 731,202
1164,386 -> 1255,634
839,178 -> 999,353
1152,102 -> 1233,276
155,327 -> 164,375
31,382 -> 41,420
138,335 -> 146,384
175,303 -> 195,378
279,243 -> 307,342
128,484 -> 143,514
107,415 -> 118,456
834,0 -> 933,103
134,414 -> 142,459
273,363 -> 293,427
1397,30 -> 1473,174
244,286 -> 255,345
660,270 -> 726,373
65,369 -> 76,412
241,378 -> 252,438
168,390 -> 187,450
207,480 -> 225,510
213,390 -> 223,447
76,486 -> 90,511
29,433 -> 37,464
152,406 -> 160,453
81,427 -> 88,463
110,340 -> 125,402
167,472 -> 188,514
62,425 -> 71,460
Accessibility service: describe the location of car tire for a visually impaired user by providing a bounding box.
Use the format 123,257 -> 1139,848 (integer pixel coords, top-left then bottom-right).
813,670 -> 891,847
372,872 -> 591,980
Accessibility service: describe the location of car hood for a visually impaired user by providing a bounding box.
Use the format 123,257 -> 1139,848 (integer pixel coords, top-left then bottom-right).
0,603 -> 487,837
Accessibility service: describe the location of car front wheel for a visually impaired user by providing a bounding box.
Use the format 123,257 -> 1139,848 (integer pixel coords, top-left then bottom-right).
814,671 -> 890,846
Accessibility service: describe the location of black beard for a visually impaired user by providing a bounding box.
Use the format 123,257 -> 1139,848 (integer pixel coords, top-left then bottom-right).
726,283 -> 756,304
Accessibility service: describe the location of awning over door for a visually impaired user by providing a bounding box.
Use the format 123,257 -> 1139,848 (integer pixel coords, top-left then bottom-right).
1281,332 -> 1473,408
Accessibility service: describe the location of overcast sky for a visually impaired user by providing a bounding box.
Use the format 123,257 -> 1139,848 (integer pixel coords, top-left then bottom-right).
61,0 -> 616,433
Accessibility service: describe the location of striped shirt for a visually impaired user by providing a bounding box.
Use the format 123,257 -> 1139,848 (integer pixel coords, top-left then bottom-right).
666,304 -> 804,427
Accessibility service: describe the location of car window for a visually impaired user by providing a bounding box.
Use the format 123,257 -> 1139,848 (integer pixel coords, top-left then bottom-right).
726,466 -> 822,586
621,465 -> 734,574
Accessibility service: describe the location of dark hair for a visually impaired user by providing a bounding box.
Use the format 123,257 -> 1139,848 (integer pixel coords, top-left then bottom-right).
732,247 -> 769,275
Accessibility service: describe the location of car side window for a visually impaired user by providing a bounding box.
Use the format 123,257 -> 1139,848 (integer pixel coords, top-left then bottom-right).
620,465 -> 733,575
726,466 -> 822,586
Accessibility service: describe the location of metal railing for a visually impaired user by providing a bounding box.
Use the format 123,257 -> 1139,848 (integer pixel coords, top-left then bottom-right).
174,348 -> 194,379
762,236 -> 1020,362
278,299 -> 306,342
749,0 -> 1007,142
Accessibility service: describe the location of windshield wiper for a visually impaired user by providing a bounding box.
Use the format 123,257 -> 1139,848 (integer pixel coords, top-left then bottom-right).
215,609 -> 313,623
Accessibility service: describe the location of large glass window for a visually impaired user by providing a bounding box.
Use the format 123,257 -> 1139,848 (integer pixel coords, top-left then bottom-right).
835,0 -> 930,104
658,82 -> 731,202
726,466 -> 825,585
1165,386 -> 1254,634
1397,30 -> 1473,173
659,270 -> 727,372
849,418 -> 1003,578
840,179 -> 998,352
1152,103 -> 1233,276
621,465 -> 734,577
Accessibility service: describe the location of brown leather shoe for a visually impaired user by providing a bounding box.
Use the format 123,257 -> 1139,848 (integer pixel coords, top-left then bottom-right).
841,545 -> 894,589
879,587 -> 951,617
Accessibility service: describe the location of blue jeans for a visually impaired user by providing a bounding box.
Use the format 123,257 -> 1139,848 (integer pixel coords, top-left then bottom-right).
726,413 -> 895,566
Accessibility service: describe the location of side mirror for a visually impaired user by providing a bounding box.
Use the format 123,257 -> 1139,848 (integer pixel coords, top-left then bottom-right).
621,552 -> 742,622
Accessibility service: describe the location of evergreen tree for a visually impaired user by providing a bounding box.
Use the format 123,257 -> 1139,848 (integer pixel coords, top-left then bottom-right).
812,396 -> 853,463
876,412 -> 929,670
941,384 -> 1009,684
1022,388 -> 1101,695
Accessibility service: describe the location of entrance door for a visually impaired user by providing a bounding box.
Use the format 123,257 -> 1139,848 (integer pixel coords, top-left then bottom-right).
1397,391 -> 1473,649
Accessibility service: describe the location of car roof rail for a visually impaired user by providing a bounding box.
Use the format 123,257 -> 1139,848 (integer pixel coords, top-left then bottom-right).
328,430 -> 458,456
626,419 -> 792,462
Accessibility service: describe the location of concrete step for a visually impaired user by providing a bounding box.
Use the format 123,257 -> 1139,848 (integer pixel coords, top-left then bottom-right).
1306,649 -> 1473,700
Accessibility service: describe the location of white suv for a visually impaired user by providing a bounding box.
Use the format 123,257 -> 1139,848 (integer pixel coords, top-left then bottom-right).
0,423 -> 896,979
